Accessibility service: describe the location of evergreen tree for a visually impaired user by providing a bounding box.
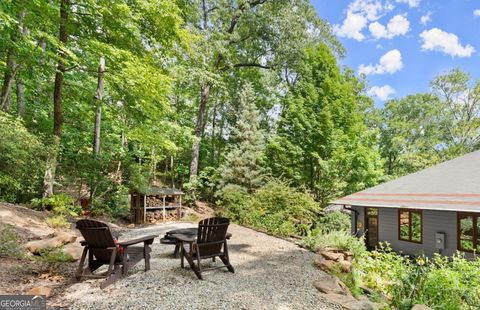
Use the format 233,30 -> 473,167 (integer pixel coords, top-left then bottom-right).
221,83 -> 264,191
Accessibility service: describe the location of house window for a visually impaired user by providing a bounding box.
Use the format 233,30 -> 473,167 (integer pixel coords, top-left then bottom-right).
398,209 -> 422,243
457,213 -> 480,252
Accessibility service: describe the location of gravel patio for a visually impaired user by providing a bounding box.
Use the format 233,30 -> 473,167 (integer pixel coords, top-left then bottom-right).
63,223 -> 342,309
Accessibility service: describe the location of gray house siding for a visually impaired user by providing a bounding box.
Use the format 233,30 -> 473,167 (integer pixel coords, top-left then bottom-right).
351,206 -> 465,257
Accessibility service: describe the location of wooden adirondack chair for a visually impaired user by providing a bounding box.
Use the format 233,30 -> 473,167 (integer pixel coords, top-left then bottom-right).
75,219 -> 157,288
173,217 -> 234,280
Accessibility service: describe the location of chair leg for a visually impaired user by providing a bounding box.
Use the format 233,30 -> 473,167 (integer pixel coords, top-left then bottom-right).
75,247 -> 88,280
222,241 -> 234,273
144,242 -> 150,271
181,245 -> 184,268
195,245 -> 203,280
106,248 -> 117,278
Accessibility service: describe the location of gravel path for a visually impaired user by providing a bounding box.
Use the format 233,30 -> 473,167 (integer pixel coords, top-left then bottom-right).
64,223 -> 342,310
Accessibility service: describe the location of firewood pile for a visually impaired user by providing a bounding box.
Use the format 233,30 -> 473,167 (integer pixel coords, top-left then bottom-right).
145,210 -> 180,223
146,196 -> 164,208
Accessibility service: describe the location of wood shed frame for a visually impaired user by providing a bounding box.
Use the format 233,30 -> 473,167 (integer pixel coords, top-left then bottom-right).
130,187 -> 184,224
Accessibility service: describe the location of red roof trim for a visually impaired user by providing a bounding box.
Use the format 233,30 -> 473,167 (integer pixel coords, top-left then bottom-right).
351,193 -> 480,198
339,197 -> 480,206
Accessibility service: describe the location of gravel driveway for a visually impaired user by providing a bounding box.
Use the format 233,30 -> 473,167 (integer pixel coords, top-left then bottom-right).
64,223 -> 342,310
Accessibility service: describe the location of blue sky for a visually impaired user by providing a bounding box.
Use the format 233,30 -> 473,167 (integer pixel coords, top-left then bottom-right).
311,0 -> 480,106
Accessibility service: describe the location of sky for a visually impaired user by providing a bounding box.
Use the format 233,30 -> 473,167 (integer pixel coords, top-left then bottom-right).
311,0 -> 480,106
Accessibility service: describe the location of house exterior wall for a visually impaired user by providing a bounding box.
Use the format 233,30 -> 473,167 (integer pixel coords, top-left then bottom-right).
351,206 -> 464,257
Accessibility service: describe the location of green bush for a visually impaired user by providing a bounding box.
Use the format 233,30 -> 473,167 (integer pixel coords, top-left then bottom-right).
300,229 -> 366,257
317,211 -> 351,233
0,112 -> 47,202
0,224 -> 26,258
352,244 -> 480,309
31,193 -> 81,216
218,179 -> 322,237
183,167 -> 222,205
45,215 -> 70,228
34,247 -> 73,274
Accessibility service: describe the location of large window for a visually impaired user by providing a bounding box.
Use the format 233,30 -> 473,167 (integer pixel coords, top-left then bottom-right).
458,213 -> 480,252
398,209 -> 422,243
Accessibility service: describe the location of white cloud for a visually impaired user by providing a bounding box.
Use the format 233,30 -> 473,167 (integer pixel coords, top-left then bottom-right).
334,0 -> 394,41
420,12 -> 431,25
474,9 -> 480,17
420,28 -> 475,57
333,12 -> 368,41
368,85 -> 396,101
358,49 -> 404,75
395,0 -> 420,8
369,14 -> 410,39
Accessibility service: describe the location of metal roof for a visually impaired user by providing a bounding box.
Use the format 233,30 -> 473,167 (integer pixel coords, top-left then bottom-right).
133,187 -> 184,196
333,150 -> 480,212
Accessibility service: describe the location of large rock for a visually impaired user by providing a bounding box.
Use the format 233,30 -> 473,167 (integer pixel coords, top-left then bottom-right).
62,242 -> 84,261
314,256 -> 335,272
320,250 -> 344,262
26,231 -> 77,254
322,293 -> 378,310
26,238 -> 64,254
27,286 -> 53,298
54,231 -> 77,244
338,260 -> 352,272
314,276 -> 350,295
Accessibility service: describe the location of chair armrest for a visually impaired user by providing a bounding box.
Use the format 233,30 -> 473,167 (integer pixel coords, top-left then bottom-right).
80,240 -> 87,246
170,233 -> 195,243
118,235 -> 157,247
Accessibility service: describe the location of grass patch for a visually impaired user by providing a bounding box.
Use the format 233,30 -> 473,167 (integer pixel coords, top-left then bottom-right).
0,223 -> 26,258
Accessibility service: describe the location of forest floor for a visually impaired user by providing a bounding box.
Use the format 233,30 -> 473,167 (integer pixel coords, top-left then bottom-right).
0,203 -> 341,309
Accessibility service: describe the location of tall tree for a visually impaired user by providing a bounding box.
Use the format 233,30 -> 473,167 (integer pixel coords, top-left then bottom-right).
221,83 -> 264,191
267,44 -> 382,205
185,0 -> 341,181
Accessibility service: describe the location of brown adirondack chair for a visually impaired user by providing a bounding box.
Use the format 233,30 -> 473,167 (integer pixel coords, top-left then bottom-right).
75,219 -> 157,288
173,217 -> 234,280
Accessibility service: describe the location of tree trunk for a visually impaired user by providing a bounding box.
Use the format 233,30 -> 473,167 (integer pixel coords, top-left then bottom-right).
43,0 -> 68,197
16,9 -> 27,118
93,56 -> 105,154
0,51 -> 16,112
189,82 -> 211,181
53,0 -> 69,138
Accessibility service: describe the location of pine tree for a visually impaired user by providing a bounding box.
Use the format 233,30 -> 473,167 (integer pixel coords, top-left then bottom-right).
221,83 -> 264,191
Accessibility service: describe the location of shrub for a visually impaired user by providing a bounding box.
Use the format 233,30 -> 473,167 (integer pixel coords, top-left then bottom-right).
34,247 -> 73,274
45,215 -> 70,228
183,167 -> 222,205
218,178 -> 322,237
317,211 -> 351,233
300,229 -> 366,257
0,112 -> 47,202
0,224 -> 26,258
31,193 -> 81,216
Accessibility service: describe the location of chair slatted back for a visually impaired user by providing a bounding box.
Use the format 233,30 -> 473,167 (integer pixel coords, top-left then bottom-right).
196,217 -> 229,256
76,219 -> 117,262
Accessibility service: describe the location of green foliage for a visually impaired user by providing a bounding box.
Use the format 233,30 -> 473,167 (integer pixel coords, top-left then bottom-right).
267,44 -> 383,206
0,112 -> 47,202
318,211 -> 351,233
0,224 -> 26,258
33,247 -> 73,274
183,167 -> 222,205
31,193 -> 81,216
352,243 -> 480,309
45,215 -> 70,229
300,229 -> 366,257
221,83 -> 265,191
218,179 -> 321,237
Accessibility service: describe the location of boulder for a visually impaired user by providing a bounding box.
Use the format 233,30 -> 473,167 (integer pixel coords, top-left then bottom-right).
26,231 -> 77,254
314,276 -> 350,295
412,305 -> 433,310
27,286 -> 53,298
54,231 -> 77,244
62,242 -> 83,261
321,293 -> 378,310
314,256 -> 335,272
320,250 -> 344,262
338,260 -> 352,272
26,238 -> 64,254
127,223 -> 135,228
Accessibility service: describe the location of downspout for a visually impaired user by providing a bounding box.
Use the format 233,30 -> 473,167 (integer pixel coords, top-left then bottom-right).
343,205 -> 359,237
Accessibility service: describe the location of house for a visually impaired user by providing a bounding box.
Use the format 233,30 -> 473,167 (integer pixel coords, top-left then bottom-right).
333,150 -> 480,257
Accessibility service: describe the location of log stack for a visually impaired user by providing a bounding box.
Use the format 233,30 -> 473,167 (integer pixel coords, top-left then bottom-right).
145,210 -> 180,223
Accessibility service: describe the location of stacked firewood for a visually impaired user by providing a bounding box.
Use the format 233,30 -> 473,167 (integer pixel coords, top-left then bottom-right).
146,196 -> 164,208
145,210 -> 180,223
